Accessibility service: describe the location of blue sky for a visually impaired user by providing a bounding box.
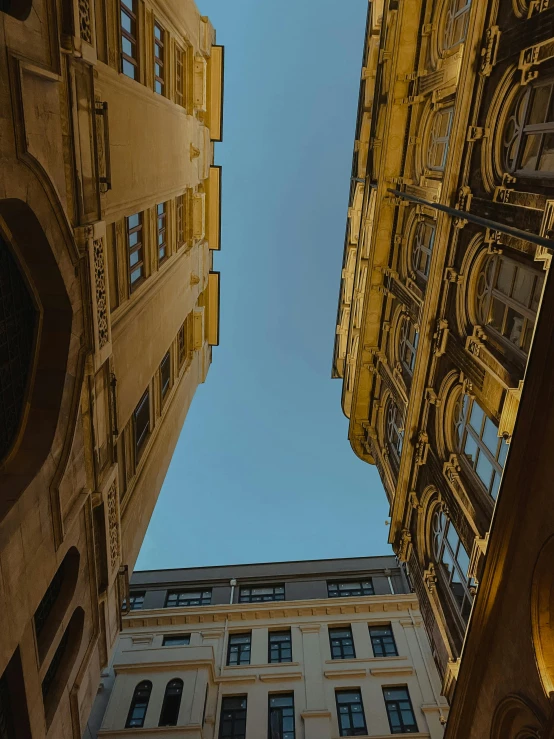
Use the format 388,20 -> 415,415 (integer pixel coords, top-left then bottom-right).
136,0 -> 392,570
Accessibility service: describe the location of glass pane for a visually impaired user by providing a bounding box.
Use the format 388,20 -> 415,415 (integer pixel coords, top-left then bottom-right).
129,230 -> 138,247
490,297 -> 505,331
476,453 -> 494,490
491,472 -> 501,500
463,433 -> 478,463
512,267 -> 535,307
122,37 -> 133,56
482,417 -> 499,454
128,213 -> 140,228
122,59 -> 136,79
130,250 -> 139,267
505,308 -> 524,346
539,132 -> 554,172
446,523 -> 459,552
468,402 -> 484,433
498,440 -> 509,466
496,260 -> 515,296
155,80 -> 163,94
130,266 -> 142,283
154,24 -> 162,39
457,544 -> 470,577
521,134 -> 541,171
529,84 -> 552,124
121,12 -> 132,32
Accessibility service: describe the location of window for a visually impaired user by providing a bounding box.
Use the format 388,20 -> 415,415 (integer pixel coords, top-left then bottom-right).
163,634 -> 190,646
386,402 -> 404,462
227,633 -> 251,666
383,687 -> 418,734
154,22 -> 165,95
176,194 -> 186,246
412,220 -> 435,281
443,0 -> 471,51
41,630 -> 69,699
34,567 -> 64,637
126,212 -> 144,289
427,107 -> 454,171
126,680 -> 152,728
329,627 -> 355,660
219,696 -> 247,739
328,581 -> 375,598
124,591 -> 145,611
369,625 -> 398,657
157,202 -> 167,264
399,319 -> 419,375
165,590 -> 212,608
175,46 -> 186,107
160,351 -> 171,402
336,690 -> 367,737
269,694 -> 295,739
476,254 -> 543,356
504,79 -> 554,177
134,389 -> 150,460
239,585 -> 285,603
455,394 -> 508,499
120,0 -> 138,79
432,510 -> 473,622
269,631 -> 292,663
178,319 -> 189,369
159,678 -> 183,727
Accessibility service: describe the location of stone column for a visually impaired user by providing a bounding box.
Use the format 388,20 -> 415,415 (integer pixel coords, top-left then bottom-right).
299,624 -> 332,739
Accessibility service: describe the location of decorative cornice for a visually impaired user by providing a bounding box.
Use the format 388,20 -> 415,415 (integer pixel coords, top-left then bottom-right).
369,665 -> 414,677
259,671 -> 303,682
324,668 -> 367,679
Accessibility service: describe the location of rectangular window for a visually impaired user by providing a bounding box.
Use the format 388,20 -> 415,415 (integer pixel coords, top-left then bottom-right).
154,22 -> 165,94
165,590 -> 212,608
175,46 -> 185,107
157,202 -> 167,264
162,634 -> 190,646
227,633 -> 251,666
160,351 -> 171,402
219,696 -> 247,739
336,690 -> 367,737
428,107 -> 454,171
126,212 -> 144,290
134,389 -> 150,460
239,585 -> 285,603
383,687 -> 418,734
328,580 -> 374,598
369,625 -> 398,657
269,630 -> 292,663
120,0 -> 138,79
268,693 -> 295,739
123,592 -> 146,611
176,194 -> 186,246
178,318 -> 188,369
329,627 -> 355,660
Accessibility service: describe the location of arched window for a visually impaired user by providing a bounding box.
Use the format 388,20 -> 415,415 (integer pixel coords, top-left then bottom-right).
399,319 -> 419,375
443,0 -> 471,51
412,220 -> 435,282
427,108 -> 454,172
504,78 -> 554,178
455,394 -> 508,499
476,254 -> 543,356
432,510 -> 473,621
159,678 -> 183,727
387,402 -> 404,462
126,681 -> 152,728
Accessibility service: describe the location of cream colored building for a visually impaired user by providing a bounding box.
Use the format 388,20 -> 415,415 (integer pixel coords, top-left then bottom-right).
0,0 -> 222,734
87,557 -> 448,738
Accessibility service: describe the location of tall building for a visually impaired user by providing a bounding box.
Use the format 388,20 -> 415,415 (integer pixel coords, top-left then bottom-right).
333,0 -> 554,715
85,556 -> 448,738
0,0 -> 222,734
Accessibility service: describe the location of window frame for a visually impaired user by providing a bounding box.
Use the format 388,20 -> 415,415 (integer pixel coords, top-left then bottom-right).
126,212 -> 144,291
399,318 -> 419,376
427,107 -> 454,172
160,350 -> 171,404
443,0 -> 471,52
268,693 -> 295,739
369,625 -> 399,657
178,317 -> 189,369
127,591 -> 146,611
158,678 -> 183,727
157,202 -> 167,264
327,580 -> 375,598
133,389 -> 150,461
335,689 -> 368,737
175,44 -> 186,108
154,21 -> 165,95
329,626 -> 356,660
162,634 -> 190,646
227,633 -> 251,666
176,193 -> 186,247
125,680 -> 152,729
411,219 -> 435,282
432,509 -> 474,622
165,589 -> 212,608
238,584 -> 285,603
383,686 -> 418,734
218,696 -> 247,739
386,401 -> 404,465
268,630 -> 292,664
120,0 -> 139,80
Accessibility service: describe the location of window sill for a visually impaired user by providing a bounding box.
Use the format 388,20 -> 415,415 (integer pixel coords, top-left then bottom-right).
325,656 -> 407,665
223,661 -> 300,671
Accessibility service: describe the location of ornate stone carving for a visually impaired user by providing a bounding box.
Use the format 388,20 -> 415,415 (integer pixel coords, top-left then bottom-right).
397,529 -> 412,563
424,564 -> 438,593
79,0 -> 92,44
432,319 -> 449,357
414,431 -> 429,466
93,239 -> 109,350
479,26 -> 500,77
107,481 -> 120,571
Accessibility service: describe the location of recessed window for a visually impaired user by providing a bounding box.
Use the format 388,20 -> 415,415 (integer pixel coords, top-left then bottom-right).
134,389 -> 150,460
336,689 -> 367,737
369,625 -> 398,657
269,630 -> 292,663
178,319 -> 189,369
383,686 -> 418,734
165,590 -> 212,608
160,351 -> 171,402
126,212 -> 144,290
476,254 -> 543,356
412,219 -> 435,282
126,680 -> 152,728
455,394 -> 508,499
427,107 -> 454,172
386,401 -> 404,463
41,630 -> 69,700
159,678 -> 183,727
268,693 -> 295,739
443,0 -> 471,51
123,591 -> 145,611
34,568 -> 64,637
154,22 -> 165,95
328,580 -> 374,598
162,634 -> 190,646
175,46 -> 187,107
239,585 -> 285,603
120,0 -> 138,79
227,633 -> 251,666
399,319 -> 419,376
329,627 -> 355,660
504,79 -> 554,177
176,193 -> 186,246
432,510 -> 474,622
219,696 -> 247,739
157,202 -> 167,264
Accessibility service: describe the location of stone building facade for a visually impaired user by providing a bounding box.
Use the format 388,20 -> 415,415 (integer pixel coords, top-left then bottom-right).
85,556 -> 448,738
333,0 -> 554,719
0,0 -> 222,735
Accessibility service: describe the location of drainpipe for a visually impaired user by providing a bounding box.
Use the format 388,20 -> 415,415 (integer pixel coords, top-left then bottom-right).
409,609 -> 447,726
216,579 -> 237,731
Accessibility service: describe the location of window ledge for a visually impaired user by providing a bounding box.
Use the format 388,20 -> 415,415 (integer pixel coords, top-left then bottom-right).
324,656 -> 407,665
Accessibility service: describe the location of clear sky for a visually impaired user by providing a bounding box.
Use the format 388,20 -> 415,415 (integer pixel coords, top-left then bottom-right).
135,0 -> 392,570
